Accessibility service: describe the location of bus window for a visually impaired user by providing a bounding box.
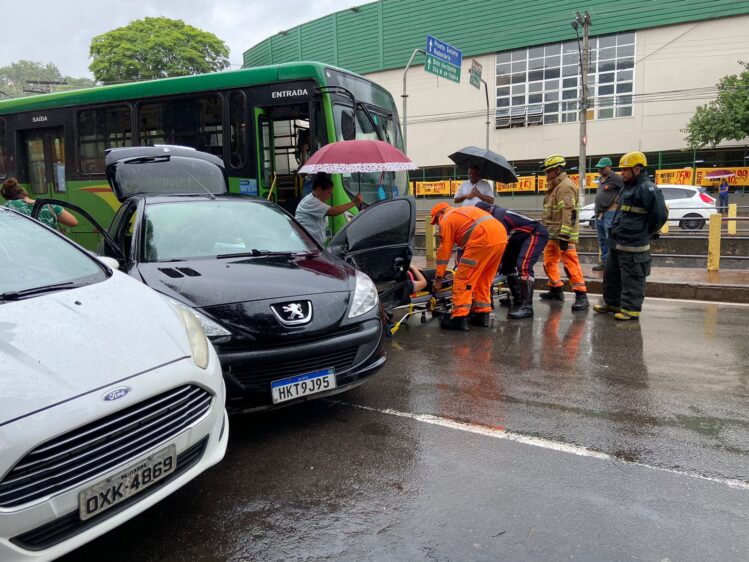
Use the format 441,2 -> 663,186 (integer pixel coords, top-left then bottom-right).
77,105 -> 132,174
0,119 -> 7,178
229,91 -> 247,169
138,95 -> 223,157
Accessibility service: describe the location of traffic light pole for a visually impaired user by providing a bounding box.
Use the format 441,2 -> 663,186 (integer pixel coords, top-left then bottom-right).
402,48 -> 425,155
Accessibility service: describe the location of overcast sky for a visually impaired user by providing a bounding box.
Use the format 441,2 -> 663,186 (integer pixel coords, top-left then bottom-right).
3,0 -> 360,77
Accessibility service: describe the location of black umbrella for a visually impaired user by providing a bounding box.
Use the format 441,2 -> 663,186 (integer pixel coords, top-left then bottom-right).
448,146 -> 518,183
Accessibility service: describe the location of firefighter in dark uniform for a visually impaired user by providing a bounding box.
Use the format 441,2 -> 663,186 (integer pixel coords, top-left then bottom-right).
476,201 -> 549,319
593,151 -> 668,320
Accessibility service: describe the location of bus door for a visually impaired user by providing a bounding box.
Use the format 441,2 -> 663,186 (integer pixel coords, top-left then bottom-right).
19,127 -> 71,225
254,104 -> 311,214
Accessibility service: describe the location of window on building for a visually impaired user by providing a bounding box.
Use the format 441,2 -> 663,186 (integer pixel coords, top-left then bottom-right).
496,31 -> 635,128
77,106 -> 132,174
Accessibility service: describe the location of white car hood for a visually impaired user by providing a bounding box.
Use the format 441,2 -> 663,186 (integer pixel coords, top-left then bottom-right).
0,272 -> 191,425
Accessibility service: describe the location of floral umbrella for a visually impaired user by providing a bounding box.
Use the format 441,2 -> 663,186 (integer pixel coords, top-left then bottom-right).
299,139 -> 418,174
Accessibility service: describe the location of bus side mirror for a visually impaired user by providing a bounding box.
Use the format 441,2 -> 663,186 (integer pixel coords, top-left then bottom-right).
341,109 -> 356,140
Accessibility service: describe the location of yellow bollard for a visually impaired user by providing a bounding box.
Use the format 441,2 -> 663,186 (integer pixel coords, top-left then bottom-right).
727,203 -> 737,236
707,213 -> 721,271
660,218 -> 669,235
425,220 -> 436,261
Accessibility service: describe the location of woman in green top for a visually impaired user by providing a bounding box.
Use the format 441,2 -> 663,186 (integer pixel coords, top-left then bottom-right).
1,177 -> 78,229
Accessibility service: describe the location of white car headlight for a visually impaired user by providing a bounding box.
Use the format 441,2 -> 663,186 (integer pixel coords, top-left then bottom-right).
163,295 -> 231,338
162,296 -> 229,369
348,270 -> 378,318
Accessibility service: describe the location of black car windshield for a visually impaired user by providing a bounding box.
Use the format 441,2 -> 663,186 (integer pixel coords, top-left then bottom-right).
0,210 -> 106,297
142,200 -> 318,262
114,156 -> 226,197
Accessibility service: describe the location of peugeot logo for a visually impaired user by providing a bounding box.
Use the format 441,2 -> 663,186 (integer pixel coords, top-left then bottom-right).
271,300 -> 313,326
102,387 -> 132,402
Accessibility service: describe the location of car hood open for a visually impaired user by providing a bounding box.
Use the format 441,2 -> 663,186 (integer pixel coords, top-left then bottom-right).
0,274 -> 192,426
137,252 -> 353,308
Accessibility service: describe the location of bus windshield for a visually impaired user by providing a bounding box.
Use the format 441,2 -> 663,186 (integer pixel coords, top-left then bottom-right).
332,104 -> 408,206
326,69 -> 408,206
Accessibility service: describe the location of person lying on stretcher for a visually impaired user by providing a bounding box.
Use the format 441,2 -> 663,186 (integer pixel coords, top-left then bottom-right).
396,266 -> 452,307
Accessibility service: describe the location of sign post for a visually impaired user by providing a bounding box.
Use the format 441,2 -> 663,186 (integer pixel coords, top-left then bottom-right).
469,59 -> 482,89
425,35 -> 462,83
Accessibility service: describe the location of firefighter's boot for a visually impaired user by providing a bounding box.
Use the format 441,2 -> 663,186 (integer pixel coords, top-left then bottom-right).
469,311 -> 491,327
441,314 -> 469,331
571,291 -> 589,311
539,285 -> 565,301
505,274 -> 521,312
508,279 -> 534,319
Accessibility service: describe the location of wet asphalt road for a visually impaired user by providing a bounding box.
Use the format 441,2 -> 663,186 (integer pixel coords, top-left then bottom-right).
64,296 -> 749,561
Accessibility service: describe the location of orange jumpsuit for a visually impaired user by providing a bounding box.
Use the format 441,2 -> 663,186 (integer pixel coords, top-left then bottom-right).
436,207 -> 507,318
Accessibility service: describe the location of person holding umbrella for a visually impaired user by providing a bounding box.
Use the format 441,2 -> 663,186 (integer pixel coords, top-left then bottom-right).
295,172 -> 362,245
454,165 -> 495,206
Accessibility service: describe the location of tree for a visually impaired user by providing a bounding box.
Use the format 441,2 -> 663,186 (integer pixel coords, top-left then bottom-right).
683,62 -> 749,149
89,17 -> 230,84
0,60 -> 95,98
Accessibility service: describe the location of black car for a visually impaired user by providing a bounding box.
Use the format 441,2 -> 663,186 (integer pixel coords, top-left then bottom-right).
36,146 -> 415,412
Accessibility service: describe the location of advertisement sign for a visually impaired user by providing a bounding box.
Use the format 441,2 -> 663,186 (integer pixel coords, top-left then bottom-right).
694,167 -> 749,187
496,176 -> 536,193
655,169 -> 694,185
414,180 -> 452,196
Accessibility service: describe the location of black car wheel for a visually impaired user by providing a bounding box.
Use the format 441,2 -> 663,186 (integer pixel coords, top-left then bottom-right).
679,213 -> 705,230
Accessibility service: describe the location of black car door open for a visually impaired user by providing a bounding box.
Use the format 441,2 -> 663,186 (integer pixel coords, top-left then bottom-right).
328,197 -> 415,305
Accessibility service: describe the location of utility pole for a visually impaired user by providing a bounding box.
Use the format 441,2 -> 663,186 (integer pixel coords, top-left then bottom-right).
481,78 -> 490,150
402,48 -> 425,155
572,11 -> 591,206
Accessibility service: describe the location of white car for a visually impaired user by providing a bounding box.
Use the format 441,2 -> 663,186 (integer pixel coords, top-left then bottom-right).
580,184 -> 717,231
0,207 -> 228,561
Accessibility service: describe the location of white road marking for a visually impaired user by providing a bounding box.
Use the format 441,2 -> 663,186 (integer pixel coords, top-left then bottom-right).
336,401 -> 749,491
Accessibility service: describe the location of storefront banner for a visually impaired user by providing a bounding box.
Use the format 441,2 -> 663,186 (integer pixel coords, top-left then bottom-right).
496,176 -> 536,193
695,167 -> 749,187
655,169 -> 693,185
413,180 -> 452,196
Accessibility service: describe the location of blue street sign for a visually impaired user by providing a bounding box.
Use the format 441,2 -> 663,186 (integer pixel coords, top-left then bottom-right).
426,35 -> 463,68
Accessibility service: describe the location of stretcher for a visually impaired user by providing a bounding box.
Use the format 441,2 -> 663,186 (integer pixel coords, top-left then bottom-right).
386,271 -> 510,336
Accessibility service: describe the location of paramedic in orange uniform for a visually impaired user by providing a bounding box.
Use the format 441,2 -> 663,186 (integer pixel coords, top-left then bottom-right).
430,202 -> 507,331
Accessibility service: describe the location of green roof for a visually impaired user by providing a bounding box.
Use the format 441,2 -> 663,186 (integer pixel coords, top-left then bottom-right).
243,0 -> 749,74
0,62 -> 335,115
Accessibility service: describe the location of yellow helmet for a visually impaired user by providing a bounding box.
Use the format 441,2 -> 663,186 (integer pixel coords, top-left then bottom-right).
619,151 -> 647,168
542,154 -> 566,171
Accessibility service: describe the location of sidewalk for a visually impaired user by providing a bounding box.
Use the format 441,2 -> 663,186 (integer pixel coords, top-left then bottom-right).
411,256 -> 749,303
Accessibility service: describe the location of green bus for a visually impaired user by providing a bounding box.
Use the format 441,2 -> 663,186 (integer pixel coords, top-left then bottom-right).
0,62 -> 406,249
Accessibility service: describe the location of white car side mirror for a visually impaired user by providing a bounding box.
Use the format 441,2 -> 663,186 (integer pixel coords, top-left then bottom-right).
98,256 -> 120,270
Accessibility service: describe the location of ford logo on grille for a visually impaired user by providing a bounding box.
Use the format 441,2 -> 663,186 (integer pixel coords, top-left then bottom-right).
102,387 -> 132,402
271,300 -> 313,326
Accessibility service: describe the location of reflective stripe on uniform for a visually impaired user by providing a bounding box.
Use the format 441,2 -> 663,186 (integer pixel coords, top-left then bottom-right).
436,259 -> 450,265
453,304 -> 471,310
472,301 -> 492,308
460,258 -> 478,266
615,243 -> 650,252
459,215 -> 493,247
620,204 -> 648,214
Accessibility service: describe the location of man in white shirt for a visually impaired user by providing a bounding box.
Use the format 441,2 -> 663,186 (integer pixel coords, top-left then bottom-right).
295,173 -> 362,246
453,165 -> 495,206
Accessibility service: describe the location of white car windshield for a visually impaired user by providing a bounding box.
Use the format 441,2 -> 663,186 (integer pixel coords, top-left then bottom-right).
142,200 -> 318,262
0,210 -> 106,297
